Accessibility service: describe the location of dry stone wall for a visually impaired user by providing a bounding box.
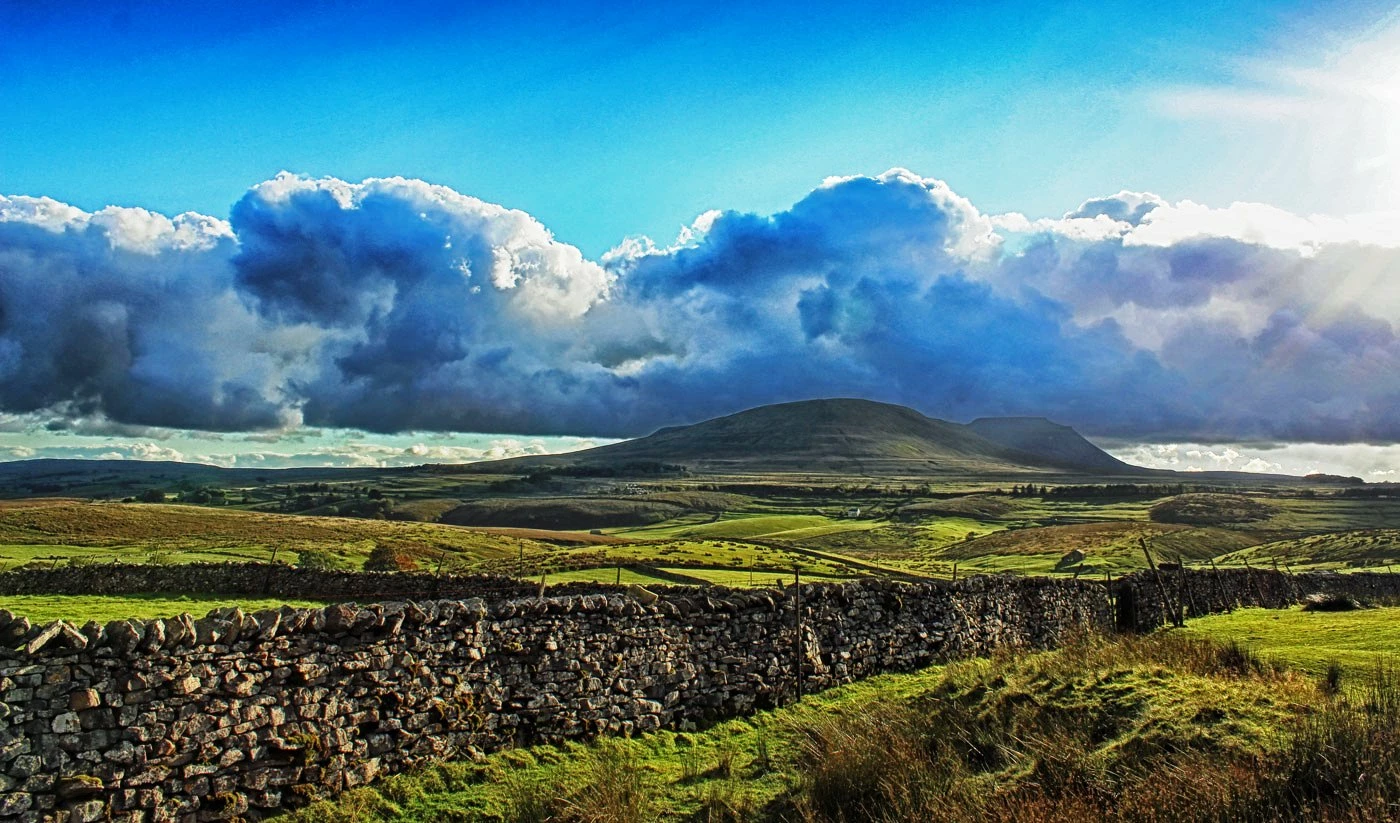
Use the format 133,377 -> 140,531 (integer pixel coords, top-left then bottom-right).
0,564 -> 549,603
1113,567 -> 1400,631
0,571 -> 1108,823
5,561 -> 1398,822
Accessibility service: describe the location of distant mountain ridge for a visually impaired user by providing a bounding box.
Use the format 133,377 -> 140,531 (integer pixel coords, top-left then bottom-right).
473,398 -> 1142,476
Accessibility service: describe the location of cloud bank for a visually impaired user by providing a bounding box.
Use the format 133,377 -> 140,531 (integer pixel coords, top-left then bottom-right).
2,169 -> 1399,444
0,435 -> 603,470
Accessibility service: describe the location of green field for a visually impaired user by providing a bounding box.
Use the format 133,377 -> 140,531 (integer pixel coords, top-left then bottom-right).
0,593 -> 327,624
1182,605 -> 1400,679
540,566 -> 854,588
541,567 -> 676,587
609,513 -> 848,541
8,491 -> 1400,601
552,539 -> 862,577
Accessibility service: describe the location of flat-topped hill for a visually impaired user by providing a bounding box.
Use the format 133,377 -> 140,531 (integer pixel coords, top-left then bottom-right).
473,398 -> 1142,476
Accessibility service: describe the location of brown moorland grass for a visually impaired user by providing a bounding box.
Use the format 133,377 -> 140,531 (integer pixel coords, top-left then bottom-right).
0,498 -> 89,510
0,501 -> 535,565
790,634 -> 1399,823
1149,493 -> 1278,526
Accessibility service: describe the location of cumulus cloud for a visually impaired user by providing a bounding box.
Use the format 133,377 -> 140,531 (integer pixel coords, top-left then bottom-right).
2,168 -> 1400,446
229,173 -> 625,434
1067,190 -> 1166,225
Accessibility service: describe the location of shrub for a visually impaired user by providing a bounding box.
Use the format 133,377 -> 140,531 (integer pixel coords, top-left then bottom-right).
1321,660 -> 1344,696
296,549 -> 342,570
1301,591 -> 1365,612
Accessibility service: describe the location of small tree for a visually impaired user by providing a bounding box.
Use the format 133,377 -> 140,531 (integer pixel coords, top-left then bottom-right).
363,545 -> 416,572
137,488 -> 167,503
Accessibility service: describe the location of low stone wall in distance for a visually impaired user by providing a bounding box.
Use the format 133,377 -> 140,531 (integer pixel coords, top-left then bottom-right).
0,563 -> 551,603
1113,567 -> 1400,631
0,573 -> 1109,822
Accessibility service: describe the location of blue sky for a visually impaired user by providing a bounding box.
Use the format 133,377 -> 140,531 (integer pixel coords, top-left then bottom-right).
3,0 -> 1400,476
3,0 -> 1395,256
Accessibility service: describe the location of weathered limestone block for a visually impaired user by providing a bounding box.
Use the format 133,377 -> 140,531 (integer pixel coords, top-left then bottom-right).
170,675 -> 202,695
26,621 -> 87,655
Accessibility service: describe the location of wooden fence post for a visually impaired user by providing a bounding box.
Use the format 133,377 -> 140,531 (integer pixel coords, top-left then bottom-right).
794,569 -> 804,702
1177,553 -> 1200,618
1243,560 -> 1268,607
1208,558 -> 1232,613
1141,538 -> 1181,627
1105,571 -> 1115,621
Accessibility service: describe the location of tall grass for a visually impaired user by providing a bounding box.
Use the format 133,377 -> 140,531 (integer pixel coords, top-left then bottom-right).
558,742 -> 656,823
789,635 -> 1400,823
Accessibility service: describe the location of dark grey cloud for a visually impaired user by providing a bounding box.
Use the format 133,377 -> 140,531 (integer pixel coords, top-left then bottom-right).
1,170 -> 1399,443
0,201 -> 286,431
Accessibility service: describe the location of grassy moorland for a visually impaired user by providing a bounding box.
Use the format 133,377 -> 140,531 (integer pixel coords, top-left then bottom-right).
934,521 -> 1260,576
281,608 -> 1400,823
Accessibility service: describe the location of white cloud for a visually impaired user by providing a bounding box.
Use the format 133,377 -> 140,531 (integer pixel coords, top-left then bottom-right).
1105,440 -> 1400,478
4,166 -> 1400,448
244,173 -> 613,320
1124,200 -> 1400,253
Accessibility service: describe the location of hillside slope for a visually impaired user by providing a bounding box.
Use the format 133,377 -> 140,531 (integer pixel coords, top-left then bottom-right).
967,416 -> 1137,474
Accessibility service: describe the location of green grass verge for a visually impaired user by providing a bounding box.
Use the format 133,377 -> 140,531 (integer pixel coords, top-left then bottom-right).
281,663 -> 955,822
554,540 -> 858,577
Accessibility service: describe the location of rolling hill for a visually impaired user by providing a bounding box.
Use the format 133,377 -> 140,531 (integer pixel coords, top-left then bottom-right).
471,398 -> 1144,476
